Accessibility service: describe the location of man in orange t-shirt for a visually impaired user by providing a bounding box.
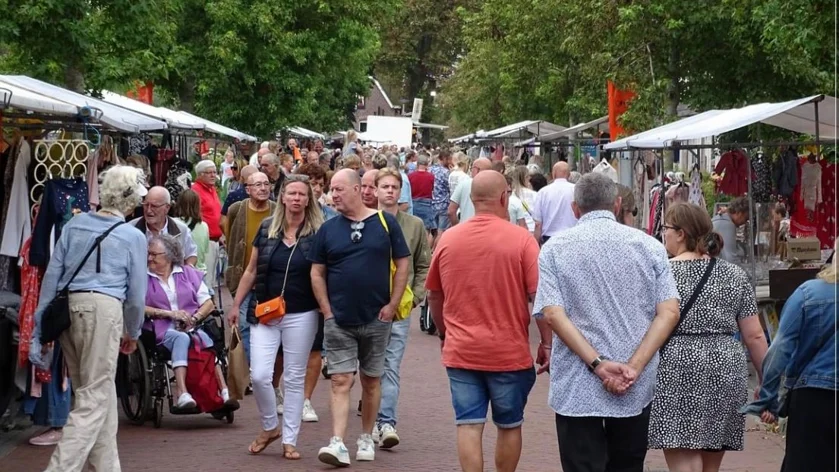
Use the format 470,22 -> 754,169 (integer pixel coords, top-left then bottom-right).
426,170 -> 550,472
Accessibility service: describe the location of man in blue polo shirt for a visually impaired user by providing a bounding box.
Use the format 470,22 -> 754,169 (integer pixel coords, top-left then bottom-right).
310,169 -> 410,467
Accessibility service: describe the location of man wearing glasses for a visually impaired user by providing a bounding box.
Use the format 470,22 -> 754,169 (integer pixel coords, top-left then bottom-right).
192,160 -> 223,289
130,186 -> 198,266
309,169 -> 411,467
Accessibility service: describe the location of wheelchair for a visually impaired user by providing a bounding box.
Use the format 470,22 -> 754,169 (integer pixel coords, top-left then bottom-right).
116,309 -> 235,428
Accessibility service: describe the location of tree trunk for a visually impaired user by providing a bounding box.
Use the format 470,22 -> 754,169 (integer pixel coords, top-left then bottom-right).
178,78 -> 196,113
664,42 -> 681,171
64,64 -> 85,93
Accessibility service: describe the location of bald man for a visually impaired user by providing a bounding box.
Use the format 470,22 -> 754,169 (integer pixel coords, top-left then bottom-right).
361,169 -> 379,209
447,157 -> 492,225
309,169 -> 411,466
532,161 -> 578,244
426,170 -> 544,472
130,186 -> 199,266
250,146 -> 271,167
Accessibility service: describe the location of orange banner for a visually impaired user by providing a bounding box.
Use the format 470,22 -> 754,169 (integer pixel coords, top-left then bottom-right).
126,81 -> 154,105
607,81 -> 635,141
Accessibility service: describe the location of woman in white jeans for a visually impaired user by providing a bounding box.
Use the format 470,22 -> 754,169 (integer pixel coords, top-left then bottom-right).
230,174 -> 324,460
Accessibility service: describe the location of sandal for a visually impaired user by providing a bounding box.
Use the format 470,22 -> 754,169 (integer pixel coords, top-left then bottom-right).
248,430 -> 280,454
283,444 -> 301,460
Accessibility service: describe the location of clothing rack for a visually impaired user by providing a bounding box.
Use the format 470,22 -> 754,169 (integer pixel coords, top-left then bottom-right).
31,139 -> 90,209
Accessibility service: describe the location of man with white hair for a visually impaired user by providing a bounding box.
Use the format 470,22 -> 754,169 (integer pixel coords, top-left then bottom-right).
250,141 -> 271,167
130,186 -> 198,266
192,160 -> 223,289
260,152 -> 286,198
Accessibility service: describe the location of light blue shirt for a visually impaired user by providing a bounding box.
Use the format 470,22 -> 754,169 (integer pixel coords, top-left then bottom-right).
34,212 -> 148,341
399,171 -> 413,216
533,210 -> 679,417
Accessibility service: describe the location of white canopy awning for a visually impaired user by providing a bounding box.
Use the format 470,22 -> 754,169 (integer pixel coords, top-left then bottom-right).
100,91 -> 205,130
539,116 -> 609,142
0,80 -> 80,116
415,122 -> 449,130
176,111 -> 258,142
0,75 -> 167,133
450,120 -> 565,143
285,126 -> 325,139
605,95 -> 837,150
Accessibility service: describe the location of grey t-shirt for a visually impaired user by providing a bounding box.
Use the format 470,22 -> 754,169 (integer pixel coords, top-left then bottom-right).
712,213 -> 738,262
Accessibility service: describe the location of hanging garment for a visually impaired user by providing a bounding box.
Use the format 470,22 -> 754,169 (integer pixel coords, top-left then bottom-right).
816,159 -> 836,249
665,183 -> 690,207
773,148 -> 799,199
713,149 -> 752,196
30,178 -> 90,267
790,157 -> 817,238
593,159 -> 619,183
86,148 -> 101,208
150,148 -> 176,187
800,161 -> 822,212
688,169 -> 706,209
17,237 -> 42,369
751,155 -> 772,203
165,159 -> 193,205
0,138 -> 21,242
0,140 -> 32,258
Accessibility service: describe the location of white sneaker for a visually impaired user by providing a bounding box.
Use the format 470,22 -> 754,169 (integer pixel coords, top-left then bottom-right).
318,436 -> 351,467
379,423 -> 400,449
356,434 -> 375,461
275,387 -> 284,415
302,399 -> 319,422
372,423 -> 381,444
221,388 -> 230,402
176,392 -> 197,409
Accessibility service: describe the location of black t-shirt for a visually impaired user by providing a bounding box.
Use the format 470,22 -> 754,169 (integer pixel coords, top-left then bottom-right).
308,212 -> 411,326
253,231 -> 319,314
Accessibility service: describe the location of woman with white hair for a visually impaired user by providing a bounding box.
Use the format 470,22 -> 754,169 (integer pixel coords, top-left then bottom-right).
30,165 -> 149,471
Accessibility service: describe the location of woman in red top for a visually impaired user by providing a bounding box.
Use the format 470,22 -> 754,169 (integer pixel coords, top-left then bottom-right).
408,154 -> 436,230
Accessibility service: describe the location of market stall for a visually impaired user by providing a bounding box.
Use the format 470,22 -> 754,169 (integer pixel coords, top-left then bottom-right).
604,95 -> 837,341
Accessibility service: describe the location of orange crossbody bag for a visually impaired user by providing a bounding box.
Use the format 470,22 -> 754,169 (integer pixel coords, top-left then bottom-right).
254,236 -> 299,324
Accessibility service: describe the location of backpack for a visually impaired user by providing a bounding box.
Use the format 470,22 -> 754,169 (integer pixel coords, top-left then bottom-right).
185,335 -> 224,413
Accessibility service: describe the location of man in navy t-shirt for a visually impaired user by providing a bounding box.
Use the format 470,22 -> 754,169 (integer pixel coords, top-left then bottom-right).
309,169 -> 410,467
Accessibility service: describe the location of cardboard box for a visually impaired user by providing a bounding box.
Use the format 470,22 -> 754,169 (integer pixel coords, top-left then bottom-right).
787,237 -> 821,261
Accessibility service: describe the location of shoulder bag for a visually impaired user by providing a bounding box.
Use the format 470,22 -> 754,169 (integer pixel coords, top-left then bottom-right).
40,221 -> 126,344
254,227 -> 303,324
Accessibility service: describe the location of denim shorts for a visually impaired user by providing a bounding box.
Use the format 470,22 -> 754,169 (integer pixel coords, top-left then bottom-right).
446,367 -> 536,429
324,318 -> 392,377
412,198 -> 437,230
434,209 -> 451,231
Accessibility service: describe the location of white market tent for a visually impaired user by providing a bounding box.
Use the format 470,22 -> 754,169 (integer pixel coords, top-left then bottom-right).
0,75 -> 167,133
0,81 -> 80,117
539,116 -> 609,142
177,111 -> 258,142
285,126 -> 326,140
100,91 -> 205,131
604,95 -> 837,150
450,120 -> 566,143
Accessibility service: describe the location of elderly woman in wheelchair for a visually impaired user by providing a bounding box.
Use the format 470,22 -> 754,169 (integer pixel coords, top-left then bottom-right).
144,234 -> 234,410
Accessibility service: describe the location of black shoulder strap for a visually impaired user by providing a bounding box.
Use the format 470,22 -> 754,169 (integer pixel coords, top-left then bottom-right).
673,258 -> 717,333
61,221 -> 126,292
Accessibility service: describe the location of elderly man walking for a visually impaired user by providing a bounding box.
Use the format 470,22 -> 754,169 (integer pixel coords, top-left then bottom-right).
310,169 -> 411,467
191,160 -> 223,289
533,172 -> 681,472
532,161 -> 578,244
427,170 -> 546,472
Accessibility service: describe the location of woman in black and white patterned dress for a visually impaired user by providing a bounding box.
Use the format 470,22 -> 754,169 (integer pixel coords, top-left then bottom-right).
650,203 -> 769,472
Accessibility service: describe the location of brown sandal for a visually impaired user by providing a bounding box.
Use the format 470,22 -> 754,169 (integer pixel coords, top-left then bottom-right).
283,444 -> 301,460
248,430 -> 280,454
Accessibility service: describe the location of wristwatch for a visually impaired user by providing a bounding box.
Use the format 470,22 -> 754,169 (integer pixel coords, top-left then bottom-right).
588,355 -> 607,372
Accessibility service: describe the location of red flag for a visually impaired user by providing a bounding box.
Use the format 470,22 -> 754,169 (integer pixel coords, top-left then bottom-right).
607,81 -> 635,141
126,81 -> 154,104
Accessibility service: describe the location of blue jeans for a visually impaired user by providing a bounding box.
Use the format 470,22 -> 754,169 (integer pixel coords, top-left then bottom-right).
377,318 -> 411,426
446,367 -> 536,428
161,329 -> 214,368
239,292 -> 252,364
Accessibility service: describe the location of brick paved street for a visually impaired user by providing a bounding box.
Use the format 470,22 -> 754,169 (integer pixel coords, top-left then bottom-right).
2,302 -> 786,472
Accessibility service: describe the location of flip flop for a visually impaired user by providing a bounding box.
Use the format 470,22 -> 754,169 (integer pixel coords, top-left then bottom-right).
283,445 -> 301,460
248,431 -> 280,454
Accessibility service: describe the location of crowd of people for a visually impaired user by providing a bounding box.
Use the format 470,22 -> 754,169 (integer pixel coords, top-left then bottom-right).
25,138 -> 836,472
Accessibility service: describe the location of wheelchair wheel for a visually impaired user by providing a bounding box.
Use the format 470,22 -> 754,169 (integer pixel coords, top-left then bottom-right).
118,343 -> 151,425
226,411 -> 234,424
153,398 -> 163,429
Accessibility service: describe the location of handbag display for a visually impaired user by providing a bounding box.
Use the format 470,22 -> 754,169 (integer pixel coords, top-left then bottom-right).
39,221 -> 125,344
254,232 -> 299,324
377,211 -> 414,321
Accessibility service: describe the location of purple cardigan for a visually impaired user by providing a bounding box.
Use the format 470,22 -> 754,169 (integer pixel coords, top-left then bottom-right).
144,265 -> 204,343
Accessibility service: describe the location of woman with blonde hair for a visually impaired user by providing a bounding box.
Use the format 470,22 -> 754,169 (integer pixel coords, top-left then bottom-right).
743,240 -> 836,471
448,155 -> 469,194
510,165 -> 537,232
229,174 -> 324,460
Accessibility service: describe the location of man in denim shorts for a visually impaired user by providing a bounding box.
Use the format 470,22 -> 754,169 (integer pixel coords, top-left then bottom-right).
310,169 -> 411,467
426,170 -> 547,472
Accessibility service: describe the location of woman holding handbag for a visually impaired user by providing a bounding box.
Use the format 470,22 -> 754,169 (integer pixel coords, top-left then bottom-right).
229,174 -> 324,459
29,165 -> 149,472
649,203 -> 769,472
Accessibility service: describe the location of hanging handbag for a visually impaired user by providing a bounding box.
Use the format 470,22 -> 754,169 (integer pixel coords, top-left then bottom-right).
254,230 -> 300,324
39,221 -> 125,344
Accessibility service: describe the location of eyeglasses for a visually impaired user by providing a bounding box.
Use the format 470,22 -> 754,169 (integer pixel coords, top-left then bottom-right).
148,251 -> 166,258
247,182 -> 271,188
350,221 -> 365,243
662,224 -> 681,232
142,201 -> 168,210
